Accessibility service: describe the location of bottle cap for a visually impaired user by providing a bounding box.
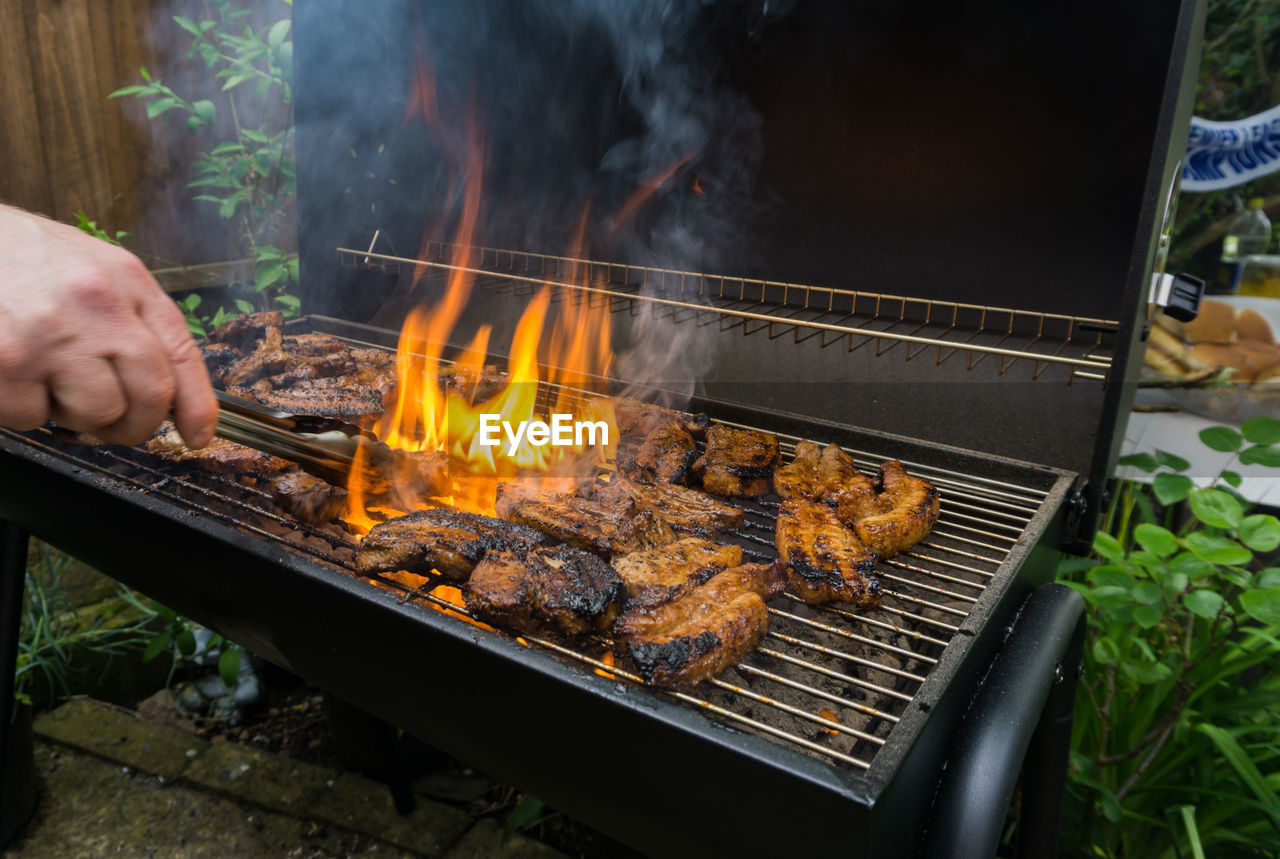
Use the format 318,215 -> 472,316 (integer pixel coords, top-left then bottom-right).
1249,197 -> 1265,208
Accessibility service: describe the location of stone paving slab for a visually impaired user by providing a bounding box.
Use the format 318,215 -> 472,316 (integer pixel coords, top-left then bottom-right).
309,771 -> 474,857
181,737 -> 335,817
34,697 -> 207,780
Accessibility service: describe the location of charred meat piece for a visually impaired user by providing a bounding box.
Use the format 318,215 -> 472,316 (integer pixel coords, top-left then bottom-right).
842,460 -> 940,558
204,311 -> 283,351
773,441 -> 880,510
591,395 -> 708,438
231,387 -> 387,430
613,562 -> 784,688
776,499 -> 881,607
495,484 -> 676,555
463,545 -> 625,637
438,364 -> 509,405
201,342 -> 241,386
612,538 -> 743,608
350,347 -> 395,367
596,479 -> 744,538
626,422 -> 697,484
614,562 -> 785,639
355,508 -> 550,580
145,423 -> 291,478
281,333 -> 349,356
269,470 -> 347,524
692,425 -> 779,497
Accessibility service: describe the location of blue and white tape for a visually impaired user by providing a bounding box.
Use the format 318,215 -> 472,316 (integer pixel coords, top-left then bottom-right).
1183,104 -> 1280,192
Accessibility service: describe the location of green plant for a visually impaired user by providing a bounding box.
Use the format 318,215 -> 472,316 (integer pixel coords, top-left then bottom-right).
15,543 -> 153,717
1058,417 -> 1280,857
73,211 -> 132,247
110,0 -> 299,337
117,590 -> 243,689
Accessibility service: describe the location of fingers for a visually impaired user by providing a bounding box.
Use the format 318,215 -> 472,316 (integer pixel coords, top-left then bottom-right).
136,282 -> 217,448
94,327 -> 176,446
46,356 -> 128,434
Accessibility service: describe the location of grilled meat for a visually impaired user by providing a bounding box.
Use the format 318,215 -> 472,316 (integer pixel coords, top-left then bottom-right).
463,545 -> 625,637
281,333 -> 348,356
776,499 -> 880,607
612,538 -> 743,608
355,507 -> 550,580
591,395 -> 708,437
269,470 -> 347,524
773,441 -> 878,509
145,423 -> 291,477
349,347 -> 395,367
613,562 -> 785,688
438,364 -> 509,404
842,460 -> 940,558
230,387 -> 387,430
204,311 -> 283,351
626,422 -> 697,484
692,424 -> 779,497
596,478 -> 744,538
614,562 -> 786,638
201,342 -> 241,386
495,483 -> 677,555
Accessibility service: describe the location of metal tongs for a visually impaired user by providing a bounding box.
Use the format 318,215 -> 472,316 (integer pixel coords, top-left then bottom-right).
213,390 -> 384,484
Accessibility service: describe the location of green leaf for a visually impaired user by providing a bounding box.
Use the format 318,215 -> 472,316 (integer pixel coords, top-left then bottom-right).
1118,452 -> 1159,473
255,262 -> 285,291
1183,532 -> 1253,566
1134,523 -> 1179,558
1132,581 -> 1163,605
192,99 -> 216,125
142,630 -> 172,663
176,628 -> 197,657
146,97 -> 179,118
209,142 -> 245,156
1220,469 -> 1243,488
1239,445 -> 1280,467
268,19 -> 291,48
222,72 -> 253,91
1093,532 -> 1125,562
108,84 -> 149,98
174,15 -> 200,36
503,795 -> 545,843
186,317 -> 206,337
218,195 -> 242,219
234,299 -> 256,314
1153,473 -> 1193,505
1093,636 -> 1120,664
186,116 -> 201,132
1167,571 -> 1188,593
140,65 -> 151,82
1185,589 -> 1225,619
286,257 -> 299,285
1240,587 -> 1280,624
1242,416 -> 1280,445
1200,426 -> 1243,452
1174,805 -> 1206,859
1197,724 -> 1280,832
218,647 -> 241,687
1255,568 -> 1280,589
1222,566 -> 1254,588
1133,604 -> 1163,628
178,293 -> 202,312
1189,488 -> 1244,528
1120,659 -> 1173,684
1169,551 -> 1216,580
241,128 -> 270,143
274,294 -> 301,313
1154,450 -> 1191,472
1239,514 -> 1280,552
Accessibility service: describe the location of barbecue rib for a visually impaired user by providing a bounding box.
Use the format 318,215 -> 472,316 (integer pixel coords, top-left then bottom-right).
145,423 -> 291,477
776,499 -> 881,607
204,311 -> 283,351
692,424 -> 779,497
495,484 -> 676,555
591,395 -> 708,437
355,508 -> 551,580
438,364 -> 509,405
612,538 -> 744,608
229,387 -> 387,430
596,479 -> 745,539
774,442 -> 881,517
842,460 -> 940,558
626,422 -> 698,484
613,562 -> 785,688
463,545 -> 625,637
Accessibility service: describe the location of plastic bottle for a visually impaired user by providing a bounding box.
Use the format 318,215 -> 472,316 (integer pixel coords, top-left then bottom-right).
1222,197 -> 1271,262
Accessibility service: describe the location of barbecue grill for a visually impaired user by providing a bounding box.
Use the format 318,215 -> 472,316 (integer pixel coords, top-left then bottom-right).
0,0 -> 1205,855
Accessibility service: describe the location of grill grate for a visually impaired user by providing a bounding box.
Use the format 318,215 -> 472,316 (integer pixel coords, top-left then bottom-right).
338,242 -> 1116,383
3,335 -> 1047,772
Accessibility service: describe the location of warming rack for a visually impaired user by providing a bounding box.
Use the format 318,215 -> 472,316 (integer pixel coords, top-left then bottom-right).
2,333 -> 1048,773
337,241 -> 1117,383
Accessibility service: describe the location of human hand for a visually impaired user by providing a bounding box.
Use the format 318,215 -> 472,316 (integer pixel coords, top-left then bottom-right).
0,205 -> 217,447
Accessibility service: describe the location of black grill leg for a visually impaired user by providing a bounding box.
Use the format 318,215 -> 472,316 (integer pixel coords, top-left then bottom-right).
0,521 -> 30,822
323,692 -> 417,815
1017,618 -> 1084,859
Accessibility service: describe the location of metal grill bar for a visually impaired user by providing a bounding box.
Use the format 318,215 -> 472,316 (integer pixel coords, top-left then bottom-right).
337,245 -> 1114,382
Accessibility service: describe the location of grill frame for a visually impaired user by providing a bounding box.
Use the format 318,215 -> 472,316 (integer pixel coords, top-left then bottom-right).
0,330 -> 1074,854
